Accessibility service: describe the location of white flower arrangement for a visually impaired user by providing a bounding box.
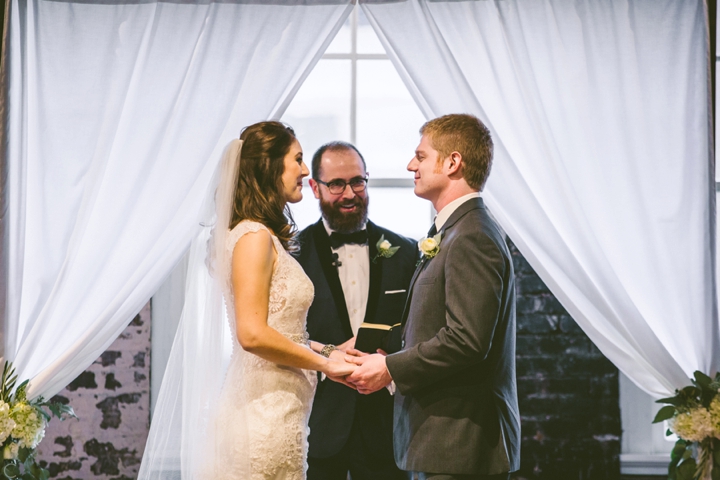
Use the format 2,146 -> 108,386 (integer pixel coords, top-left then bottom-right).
654,371 -> 720,480
0,402 -> 15,446
10,403 -> 45,450
372,235 -> 400,264
417,232 -> 442,263
0,361 -> 75,480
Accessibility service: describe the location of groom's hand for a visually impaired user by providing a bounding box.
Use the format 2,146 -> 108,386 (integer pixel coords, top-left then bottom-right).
346,353 -> 392,395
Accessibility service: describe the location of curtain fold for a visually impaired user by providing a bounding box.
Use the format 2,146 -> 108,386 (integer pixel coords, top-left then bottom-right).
5,0 -> 352,400
362,0 -> 717,397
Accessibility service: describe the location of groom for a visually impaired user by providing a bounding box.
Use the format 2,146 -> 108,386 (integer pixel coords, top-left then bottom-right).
346,114 -> 520,479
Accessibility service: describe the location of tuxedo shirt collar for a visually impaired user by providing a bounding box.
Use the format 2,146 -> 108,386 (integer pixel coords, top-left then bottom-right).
434,192 -> 481,232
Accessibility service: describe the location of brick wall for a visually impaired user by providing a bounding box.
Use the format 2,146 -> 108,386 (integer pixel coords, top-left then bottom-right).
510,241 -> 621,479
35,303 -> 151,480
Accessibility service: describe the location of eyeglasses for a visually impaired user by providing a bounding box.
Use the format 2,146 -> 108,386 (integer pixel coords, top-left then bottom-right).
316,177 -> 368,195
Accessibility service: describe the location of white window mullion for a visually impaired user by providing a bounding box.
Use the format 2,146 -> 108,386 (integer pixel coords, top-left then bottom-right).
350,6 -> 358,145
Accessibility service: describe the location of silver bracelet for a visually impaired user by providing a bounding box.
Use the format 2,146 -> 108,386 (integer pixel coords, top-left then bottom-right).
319,344 -> 336,358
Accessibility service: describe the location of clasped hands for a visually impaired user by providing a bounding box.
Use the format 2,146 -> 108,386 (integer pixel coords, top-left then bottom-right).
326,337 -> 392,395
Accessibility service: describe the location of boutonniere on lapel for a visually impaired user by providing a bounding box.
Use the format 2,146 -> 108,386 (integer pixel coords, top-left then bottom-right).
372,235 -> 401,264
417,232 -> 442,266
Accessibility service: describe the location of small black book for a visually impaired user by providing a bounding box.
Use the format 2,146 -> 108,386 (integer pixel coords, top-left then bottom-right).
355,322 -> 402,354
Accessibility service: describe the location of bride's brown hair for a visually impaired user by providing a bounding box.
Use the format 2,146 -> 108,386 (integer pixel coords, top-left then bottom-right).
230,121 -> 298,251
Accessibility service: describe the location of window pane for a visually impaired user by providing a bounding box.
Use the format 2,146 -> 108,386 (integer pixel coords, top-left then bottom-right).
367,188 -> 430,240
282,59 -> 351,161
357,60 -> 426,178
357,7 -> 385,54
325,12 -> 351,54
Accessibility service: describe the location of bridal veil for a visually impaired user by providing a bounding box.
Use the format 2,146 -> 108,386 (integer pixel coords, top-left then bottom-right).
138,140 -> 248,479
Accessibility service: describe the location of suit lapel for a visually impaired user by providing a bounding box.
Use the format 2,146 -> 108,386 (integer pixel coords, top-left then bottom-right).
363,222 -> 383,325
311,220 -> 354,339
400,197 -> 485,333
400,246 -> 431,331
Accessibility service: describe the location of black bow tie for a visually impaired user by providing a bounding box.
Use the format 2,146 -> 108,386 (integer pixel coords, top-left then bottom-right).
330,230 -> 368,249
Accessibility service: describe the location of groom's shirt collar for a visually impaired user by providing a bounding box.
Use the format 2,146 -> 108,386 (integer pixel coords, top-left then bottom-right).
434,192 -> 481,232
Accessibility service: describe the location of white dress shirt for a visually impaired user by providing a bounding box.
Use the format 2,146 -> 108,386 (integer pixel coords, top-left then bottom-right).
434,192 -> 481,232
323,219 -> 369,336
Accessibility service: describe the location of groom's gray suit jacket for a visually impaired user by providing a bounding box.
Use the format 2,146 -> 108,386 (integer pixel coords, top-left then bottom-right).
385,197 -> 520,475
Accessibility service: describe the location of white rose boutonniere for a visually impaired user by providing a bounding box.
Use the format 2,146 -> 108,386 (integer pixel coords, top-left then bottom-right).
418,232 -> 442,264
372,235 -> 400,263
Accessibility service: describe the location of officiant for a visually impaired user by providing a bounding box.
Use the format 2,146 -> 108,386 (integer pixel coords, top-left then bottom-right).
295,141 -> 417,480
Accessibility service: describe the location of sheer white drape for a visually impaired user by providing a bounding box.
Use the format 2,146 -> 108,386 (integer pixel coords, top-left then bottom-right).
362,0 -> 717,397
6,0 -> 352,400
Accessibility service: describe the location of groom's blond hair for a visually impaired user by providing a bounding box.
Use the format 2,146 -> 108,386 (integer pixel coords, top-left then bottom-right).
420,114 -> 493,190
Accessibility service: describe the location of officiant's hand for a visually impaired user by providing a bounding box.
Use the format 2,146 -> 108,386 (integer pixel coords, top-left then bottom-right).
345,353 -> 392,395
337,336 -> 356,352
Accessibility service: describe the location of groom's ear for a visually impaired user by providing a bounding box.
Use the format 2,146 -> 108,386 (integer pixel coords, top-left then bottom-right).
446,151 -> 463,176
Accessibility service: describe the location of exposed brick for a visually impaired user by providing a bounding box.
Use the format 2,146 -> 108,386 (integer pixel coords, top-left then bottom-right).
517,275 -> 548,295
517,315 -> 558,334
66,372 -> 97,391
96,393 -> 142,430
45,460 -> 82,477
104,373 -> 122,391
559,315 -> 585,334
37,302 -> 150,479
84,439 -> 138,475
517,333 -> 596,356
132,352 -> 146,368
53,436 -> 73,458
97,351 -> 122,367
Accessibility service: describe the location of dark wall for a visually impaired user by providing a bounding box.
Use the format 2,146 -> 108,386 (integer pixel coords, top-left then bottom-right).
509,241 -> 621,480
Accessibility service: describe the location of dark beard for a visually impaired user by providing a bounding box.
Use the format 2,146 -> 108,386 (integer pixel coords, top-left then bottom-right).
320,196 -> 369,234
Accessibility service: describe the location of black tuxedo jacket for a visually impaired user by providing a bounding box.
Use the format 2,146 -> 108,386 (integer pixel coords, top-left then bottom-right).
295,219 -> 417,459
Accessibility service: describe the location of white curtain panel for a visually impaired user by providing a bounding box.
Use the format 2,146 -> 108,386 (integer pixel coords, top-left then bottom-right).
6,0 -> 352,400
362,0 -> 716,397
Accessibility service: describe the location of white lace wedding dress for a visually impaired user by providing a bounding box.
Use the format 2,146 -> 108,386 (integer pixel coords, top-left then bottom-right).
201,220 -> 317,480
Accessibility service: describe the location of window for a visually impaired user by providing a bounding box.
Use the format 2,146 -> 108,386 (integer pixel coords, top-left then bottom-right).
281,6 -> 430,239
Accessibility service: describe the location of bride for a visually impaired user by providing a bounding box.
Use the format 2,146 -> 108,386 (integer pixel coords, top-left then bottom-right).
138,121 -> 356,480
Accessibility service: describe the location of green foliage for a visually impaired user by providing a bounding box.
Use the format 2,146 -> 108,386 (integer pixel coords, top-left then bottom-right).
654,371 -> 720,422
0,456 -> 51,480
653,405 -> 676,423
0,364 -> 18,405
0,361 -> 76,480
43,402 -> 75,421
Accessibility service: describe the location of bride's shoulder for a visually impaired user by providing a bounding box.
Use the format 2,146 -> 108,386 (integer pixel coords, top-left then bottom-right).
227,220 -> 275,251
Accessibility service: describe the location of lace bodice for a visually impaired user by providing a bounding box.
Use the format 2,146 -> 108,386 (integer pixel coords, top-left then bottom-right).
223,220 -> 314,349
